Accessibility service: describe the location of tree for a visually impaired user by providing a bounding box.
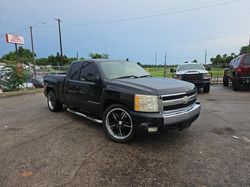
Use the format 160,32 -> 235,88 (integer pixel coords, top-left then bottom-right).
89,53 -> 109,59
240,45 -> 250,55
0,64 -> 29,91
210,53 -> 237,66
1,47 -> 34,65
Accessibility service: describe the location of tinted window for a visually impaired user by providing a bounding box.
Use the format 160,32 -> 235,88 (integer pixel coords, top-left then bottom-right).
98,61 -> 149,79
233,57 -> 241,68
69,62 -> 82,80
244,55 -> 250,65
177,64 -> 205,71
80,63 -> 97,80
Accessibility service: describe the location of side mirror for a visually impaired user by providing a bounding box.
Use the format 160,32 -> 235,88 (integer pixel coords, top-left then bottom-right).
170,68 -> 176,73
204,65 -> 211,71
82,73 -> 99,82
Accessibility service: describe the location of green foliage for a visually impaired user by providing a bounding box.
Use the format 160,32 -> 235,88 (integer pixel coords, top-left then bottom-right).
89,53 -> 109,59
1,47 -> 34,65
36,53 -> 77,66
210,53 -> 237,66
240,45 -> 250,55
0,64 -> 29,91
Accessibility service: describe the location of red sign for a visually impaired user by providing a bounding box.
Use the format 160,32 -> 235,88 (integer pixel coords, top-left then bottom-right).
6,34 -> 24,45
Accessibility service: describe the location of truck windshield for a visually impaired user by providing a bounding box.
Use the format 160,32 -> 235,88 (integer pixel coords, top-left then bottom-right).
177,64 -> 205,71
98,61 -> 150,79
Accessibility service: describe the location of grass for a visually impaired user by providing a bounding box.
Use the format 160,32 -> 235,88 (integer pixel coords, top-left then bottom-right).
0,88 -> 43,97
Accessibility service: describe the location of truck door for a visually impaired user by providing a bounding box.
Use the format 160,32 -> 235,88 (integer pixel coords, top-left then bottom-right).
64,61 -> 82,108
76,62 -> 102,116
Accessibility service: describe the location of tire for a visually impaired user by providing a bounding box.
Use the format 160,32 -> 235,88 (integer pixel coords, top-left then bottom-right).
223,76 -> 229,87
47,90 -> 62,112
232,79 -> 240,91
103,104 -> 135,143
203,84 -> 210,93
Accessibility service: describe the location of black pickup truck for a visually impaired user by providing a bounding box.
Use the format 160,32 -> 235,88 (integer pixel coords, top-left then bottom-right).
44,60 -> 201,142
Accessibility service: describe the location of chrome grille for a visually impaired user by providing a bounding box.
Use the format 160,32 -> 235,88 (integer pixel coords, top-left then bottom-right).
181,74 -> 202,83
161,90 -> 197,112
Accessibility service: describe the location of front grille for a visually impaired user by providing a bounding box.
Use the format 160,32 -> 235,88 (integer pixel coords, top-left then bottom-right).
163,99 -> 196,111
161,90 -> 197,112
162,89 -> 196,101
181,74 -> 203,83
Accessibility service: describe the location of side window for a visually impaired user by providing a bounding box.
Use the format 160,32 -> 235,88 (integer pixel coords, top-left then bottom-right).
244,55 -> 250,65
80,63 -> 98,81
69,62 -> 82,80
229,59 -> 234,67
233,57 -> 241,68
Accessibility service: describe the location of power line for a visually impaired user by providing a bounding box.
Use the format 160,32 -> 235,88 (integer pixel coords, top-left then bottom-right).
70,0 -> 246,27
124,33 -> 250,48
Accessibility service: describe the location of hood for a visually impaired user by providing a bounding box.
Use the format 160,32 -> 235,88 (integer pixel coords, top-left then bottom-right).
108,77 -> 195,95
176,69 -> 208,75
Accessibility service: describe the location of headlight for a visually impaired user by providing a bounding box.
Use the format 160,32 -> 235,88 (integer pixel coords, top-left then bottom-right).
134,94 -> 159,112
203,73 -> 211,79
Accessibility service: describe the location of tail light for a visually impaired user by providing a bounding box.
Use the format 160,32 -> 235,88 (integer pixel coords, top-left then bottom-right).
236,67 -> 242,74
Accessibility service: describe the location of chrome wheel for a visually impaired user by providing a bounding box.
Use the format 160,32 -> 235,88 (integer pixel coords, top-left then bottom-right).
105,108 -> 133,140
48,91 -> 56,110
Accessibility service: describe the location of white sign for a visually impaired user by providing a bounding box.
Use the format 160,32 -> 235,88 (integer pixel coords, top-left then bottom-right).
6,34 -> 24,45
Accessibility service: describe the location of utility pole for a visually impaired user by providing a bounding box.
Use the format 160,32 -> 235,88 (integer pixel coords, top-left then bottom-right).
163,52 -> 167,77
205,49 -> 207,65
249,36 -> 250,46
30,26 -> 36,77
155,52 -> 157,71
55,18 -> 63,65
77,52 -> 79,60
29,22 -> 46,77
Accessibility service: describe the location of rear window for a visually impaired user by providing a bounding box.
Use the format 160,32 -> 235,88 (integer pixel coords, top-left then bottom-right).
69,62 -> 82,80
244,55 -> 250,65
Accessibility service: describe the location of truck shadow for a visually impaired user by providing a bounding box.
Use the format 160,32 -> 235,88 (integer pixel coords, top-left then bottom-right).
63,109 -> 189,146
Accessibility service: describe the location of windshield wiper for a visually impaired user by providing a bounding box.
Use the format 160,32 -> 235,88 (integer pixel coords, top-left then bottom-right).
115,75 -> 139,79
139,75 -> 152,78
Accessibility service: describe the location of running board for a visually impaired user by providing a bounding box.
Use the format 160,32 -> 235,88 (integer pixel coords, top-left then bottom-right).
67,109 -> 103,124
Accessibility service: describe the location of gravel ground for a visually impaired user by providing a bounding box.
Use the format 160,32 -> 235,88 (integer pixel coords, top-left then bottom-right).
0,86 -> 249,187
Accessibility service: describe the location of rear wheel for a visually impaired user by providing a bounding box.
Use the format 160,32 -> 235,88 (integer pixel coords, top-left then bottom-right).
232,79 -> 240,91
47,90 -> 62,112
223,76 -> 229,86
103,104 -> 135,143
203,84 -> 210,93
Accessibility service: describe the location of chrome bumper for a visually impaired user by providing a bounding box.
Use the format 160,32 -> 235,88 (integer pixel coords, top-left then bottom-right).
163,102 -> 201,125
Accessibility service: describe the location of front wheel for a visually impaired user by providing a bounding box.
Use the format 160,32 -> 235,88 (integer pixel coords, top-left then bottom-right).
47,90 -> 62,112
223,76 -> 229,86
203,84 -> 210,93
232,79 -> 240,91
103,104 -> 135,143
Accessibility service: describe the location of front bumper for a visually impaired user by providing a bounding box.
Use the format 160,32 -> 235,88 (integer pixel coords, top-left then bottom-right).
131,102 -> 201,132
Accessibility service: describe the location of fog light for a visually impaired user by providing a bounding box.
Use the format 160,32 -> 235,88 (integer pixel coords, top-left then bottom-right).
148,127 -> 158,133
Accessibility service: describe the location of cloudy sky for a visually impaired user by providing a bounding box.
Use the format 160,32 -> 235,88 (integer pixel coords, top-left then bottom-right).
0,0 -> 250,64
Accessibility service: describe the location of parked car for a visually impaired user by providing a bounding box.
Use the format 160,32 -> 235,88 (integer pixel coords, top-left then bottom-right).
44,60 -> 201,143
223,53 -> 250,91
32,77 -> 44,88
171,63 -> 211,93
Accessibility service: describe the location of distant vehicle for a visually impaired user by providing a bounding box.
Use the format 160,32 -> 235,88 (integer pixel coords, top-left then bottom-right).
171,63 -> 211,93
223,53 -> 250,91
31,77 -> 44,88
20,81 -> 34,89
44,60 -> 200,142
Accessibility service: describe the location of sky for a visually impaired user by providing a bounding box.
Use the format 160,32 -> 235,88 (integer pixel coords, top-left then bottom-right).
0,0 -> 250,65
